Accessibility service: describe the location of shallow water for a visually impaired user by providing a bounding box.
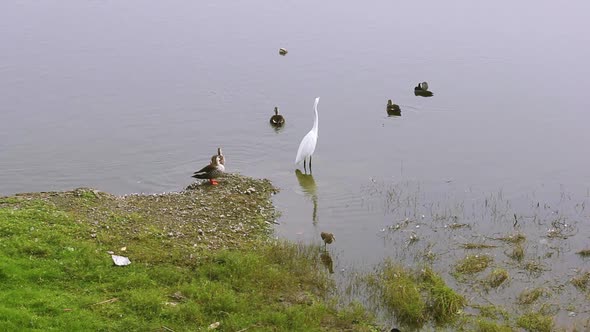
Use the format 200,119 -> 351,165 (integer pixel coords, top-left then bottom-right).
2,0 -> 590,328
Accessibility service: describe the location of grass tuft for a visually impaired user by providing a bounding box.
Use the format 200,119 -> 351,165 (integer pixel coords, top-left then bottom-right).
571,271 -> 590,291
475,319 -> 514,332
516,312 -> 553,332
366,262 -> 465,328
517,288 -> 545,305
421,267 -> 466,323
486,268 -> 509,288
497,233 -> 526,244
455,255 -> 493,275
507,242 -> 525,262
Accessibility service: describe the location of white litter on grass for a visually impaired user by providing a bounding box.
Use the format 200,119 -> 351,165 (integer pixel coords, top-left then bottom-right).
111,255 -> 131,266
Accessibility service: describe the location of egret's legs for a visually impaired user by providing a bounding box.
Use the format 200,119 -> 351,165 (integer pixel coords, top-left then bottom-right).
303,159 -> 307,174
309,156 -> 312,174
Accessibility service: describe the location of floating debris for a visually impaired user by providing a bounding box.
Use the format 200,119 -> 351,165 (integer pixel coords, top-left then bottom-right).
279,48 -> 288,55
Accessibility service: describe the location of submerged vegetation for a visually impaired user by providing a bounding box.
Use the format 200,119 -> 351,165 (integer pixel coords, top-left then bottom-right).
361,179 -> 590,330
0,175 -> 375,331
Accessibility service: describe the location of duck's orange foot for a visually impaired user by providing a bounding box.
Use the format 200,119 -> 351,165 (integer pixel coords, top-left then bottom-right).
210,179 -> 219,185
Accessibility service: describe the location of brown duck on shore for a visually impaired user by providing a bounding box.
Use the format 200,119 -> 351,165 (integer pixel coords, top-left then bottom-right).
192,155 -> 225,185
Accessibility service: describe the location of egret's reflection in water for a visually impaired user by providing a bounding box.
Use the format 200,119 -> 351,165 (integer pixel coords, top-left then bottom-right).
295,169 -> 318,223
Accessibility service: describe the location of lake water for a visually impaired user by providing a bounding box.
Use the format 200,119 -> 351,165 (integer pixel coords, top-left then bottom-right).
2,0 -> 590,328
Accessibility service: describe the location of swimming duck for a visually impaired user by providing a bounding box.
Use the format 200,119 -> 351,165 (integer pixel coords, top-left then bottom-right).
192,155 -> 225,185
387,99 -> 401,116
320,232 -> 335,250
414,82 -> 433,97
279,48 -> 288,55
213,147 -> 225,166
269,107 -> 285,126
415,81 -> 429,91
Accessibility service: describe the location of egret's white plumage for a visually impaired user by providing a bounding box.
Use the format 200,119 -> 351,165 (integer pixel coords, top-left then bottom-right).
295,97 -> 320,173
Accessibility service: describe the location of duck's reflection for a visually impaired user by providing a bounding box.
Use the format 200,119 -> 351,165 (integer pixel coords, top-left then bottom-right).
295,169 -> 318,223
320,251 -> 334,274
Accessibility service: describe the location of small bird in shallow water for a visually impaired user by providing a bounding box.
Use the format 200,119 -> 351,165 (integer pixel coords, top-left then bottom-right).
192,155 -> 225,185
320,232 -> 335,250
213,147 -> 225,166
269,107 -> 285,126
387,99 -> 401,116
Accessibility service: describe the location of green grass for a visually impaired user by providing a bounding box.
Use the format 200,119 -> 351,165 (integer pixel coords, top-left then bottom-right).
0,179 -> 375,331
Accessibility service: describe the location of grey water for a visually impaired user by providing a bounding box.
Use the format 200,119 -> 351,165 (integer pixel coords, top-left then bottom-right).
2,0 -> 590,327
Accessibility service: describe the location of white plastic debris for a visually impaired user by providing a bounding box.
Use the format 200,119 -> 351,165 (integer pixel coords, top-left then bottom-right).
208,321 -> 220,330
111,255 -> 131,266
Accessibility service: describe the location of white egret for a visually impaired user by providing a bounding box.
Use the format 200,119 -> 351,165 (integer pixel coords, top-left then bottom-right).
192,155 -> 225,185
295,97 -> 320,174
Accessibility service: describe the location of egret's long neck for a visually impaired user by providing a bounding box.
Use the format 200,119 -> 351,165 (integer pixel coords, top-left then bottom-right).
312,97 -> 319,134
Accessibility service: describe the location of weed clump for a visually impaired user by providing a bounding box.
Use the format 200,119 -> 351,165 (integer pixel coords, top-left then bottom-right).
372,262 -> 427,326
507,242 -> 525,262
474,304 -> 509,320
367,261 -> 465,328
576,249 -> 590,257
523,260 -> 546,276
571,271 -> 590,291
455,255 -> 493,275
421,268 -> 466,323
486,268 -> 509,288
460,243 -> 497,250
475,319 -> 513,332
497,233 -> 526,244
517,288 -> 545,305
516,312 -> 553,332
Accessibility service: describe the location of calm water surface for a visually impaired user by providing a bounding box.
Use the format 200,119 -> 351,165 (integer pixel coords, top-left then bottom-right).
2,0 -> 590,327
